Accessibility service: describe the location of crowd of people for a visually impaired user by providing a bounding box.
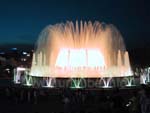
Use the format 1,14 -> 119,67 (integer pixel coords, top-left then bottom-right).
0,85 -> 149,113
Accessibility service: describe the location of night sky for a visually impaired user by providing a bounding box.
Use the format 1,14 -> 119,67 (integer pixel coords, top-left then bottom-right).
0,0 -> 149,50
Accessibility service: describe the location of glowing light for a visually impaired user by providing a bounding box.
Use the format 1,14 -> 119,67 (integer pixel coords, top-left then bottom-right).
27,54 -> 30,57
55,48 -> 69,68
43,78 -> 55,88
22,52 -> 27,55
24,76 -> 32,86
30,21 -> 132,78
140,74 -> 147,84
87,49 -> 105,68
17,67 -> 26,71
70,78 -> 86,89
125,77 -> 135,87
11,48 -> 17,51
14,67 -> 26,84
55,48 -> 105,68
99,77 -> 112,88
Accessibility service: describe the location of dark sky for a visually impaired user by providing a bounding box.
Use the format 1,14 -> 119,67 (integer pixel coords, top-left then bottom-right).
0,0 -> 149,50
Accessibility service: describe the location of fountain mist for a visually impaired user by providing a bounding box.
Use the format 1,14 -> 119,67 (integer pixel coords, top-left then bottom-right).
30,21 -> 132,78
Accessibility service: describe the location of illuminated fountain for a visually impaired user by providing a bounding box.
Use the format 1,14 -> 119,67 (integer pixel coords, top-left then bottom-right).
43,77 -> 56,88
123,52 -> 134,86
14,67 -> 26,84
124,77 -> 135,87
30,21 -> 132,88
139,68 -> 150,84
99,77 -> 112,88
70,78 -> 86,88
147,68 -> 150,83
25,75 -> 32,86
14,67 -> 33,86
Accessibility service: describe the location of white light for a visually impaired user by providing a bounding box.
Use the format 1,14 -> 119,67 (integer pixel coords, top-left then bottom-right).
27,54 -> 30,57
23,52 -> 27,55
21,58 -> 27,61
55,48 -> 69,68
55,48 -> 105,68
87,49 -> 105,68
5,68 -> 10,71
17,67 -> 26,71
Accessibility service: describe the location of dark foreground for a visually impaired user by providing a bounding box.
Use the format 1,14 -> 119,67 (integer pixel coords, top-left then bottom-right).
0,84 -> 150,113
